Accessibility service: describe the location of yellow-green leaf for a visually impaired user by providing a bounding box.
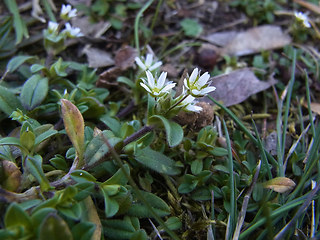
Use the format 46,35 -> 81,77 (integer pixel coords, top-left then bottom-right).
263,177 -> 296,193
61,99 -> 85,167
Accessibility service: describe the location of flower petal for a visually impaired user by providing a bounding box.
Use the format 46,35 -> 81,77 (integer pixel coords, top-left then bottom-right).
145,54 -> 153,67
189,68 -> 199,84
135,57 -> 146,70
149,61 -> 162,71
186,104 -> 202,112
199,86 -> 216,95
161,82 -> 176,93
197,72 -> 210,87
183,78 -> 190,89
140,82 -> 152,93
157,72 -> 167,88
146,71 -> 155,88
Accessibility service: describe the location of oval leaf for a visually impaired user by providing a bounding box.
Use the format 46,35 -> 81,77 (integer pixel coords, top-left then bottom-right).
134,147 -> 180,175
263,177 -> 296,193
150,115 -> 183,147
7,55 -> 35,73
20,75 -> 48,111
25,155 -> 51,191
39,214 -> 72,240
61,99 -> 85,166
0,86 -> 23,116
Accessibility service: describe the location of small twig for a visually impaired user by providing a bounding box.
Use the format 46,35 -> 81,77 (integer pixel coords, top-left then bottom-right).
116,100 -> 135,119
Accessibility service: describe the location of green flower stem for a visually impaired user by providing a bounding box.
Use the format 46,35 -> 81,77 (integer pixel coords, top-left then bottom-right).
134,0 -> 155,52
166,94 -> 189,114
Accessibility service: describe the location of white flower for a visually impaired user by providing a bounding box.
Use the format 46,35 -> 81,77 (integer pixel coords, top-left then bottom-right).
294,11 -> 311,28
140,71 -> 176,97
184,68 -> 216,97
62,23 -> 83,38
179,95 -> 202,113
135,54 -> 162,71
60,4 -> 77,20
48,21 -> 59,34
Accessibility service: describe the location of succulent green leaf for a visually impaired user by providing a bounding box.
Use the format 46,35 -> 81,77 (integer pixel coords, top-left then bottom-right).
180,18 -> 203,37
7,55 -> 35,73
134,147 -> 180,175
150,115 -> 183,147
25,155 -> 51,191
0,85 -> 23,116
0,136 -> 27,153
38,214 -> 73,240
102,216 -> 138,239
20,129 -> 35,152
20,75 -> 49,111
58,203 -> 82,220
31,208 -> 57,230
74,182 -> 95,201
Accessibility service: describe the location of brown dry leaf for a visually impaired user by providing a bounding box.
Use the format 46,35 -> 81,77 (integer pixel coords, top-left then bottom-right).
220,25 -> 291,56
202,68 -> 277,106
115,46 -> 138,70
263,177 -> 296,193
303,102 -> 320,115
203,31 -> 237,47
71,17 -> 111,38
83,47 -> 114,68
96,67 -> 122,88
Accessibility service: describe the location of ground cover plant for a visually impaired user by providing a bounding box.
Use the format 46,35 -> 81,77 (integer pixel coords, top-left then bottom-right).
0,0 -> 320,239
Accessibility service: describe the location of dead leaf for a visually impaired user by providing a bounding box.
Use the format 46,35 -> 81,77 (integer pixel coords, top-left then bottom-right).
96,67 -> 122,88
221,25 -> 291,56
303,101 -> 320,115
202,68 -> 277,106
83,47 -> 114,68
203,31 -> 237,47
115,46 -> 138,70
263,177 -> 296,193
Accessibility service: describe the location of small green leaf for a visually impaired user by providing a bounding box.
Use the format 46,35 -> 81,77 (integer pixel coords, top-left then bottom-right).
58,203 -> 82,220
101,188 -> 120,218
180,18 -> 203,37
72,222 -> 96,240
164,217 -> 182,230
38,214 -> 73,240
134,147 -> 180,175
20,129 -> 35,152
84,130 -> 121,167
35,128 -> 58,147
25,155 -> 51,191
150,115 -> 183,147
127,191 -> 170,218
61,99 -> 85,167
74,182 -> 95,201
103,164 -> 130,186
4,0 -> 29,44
31,208 -> 57,230
131,230 -> 148,240
5,203 -> 32,230
0,85 -> 23,116
100,114 -> 121,135
102,216 -> 137,239
0,136 -> 27,153
71,170 -> 97,183
7,55 -> 35,73
30,63 -> 46,73
191,159 -> 203,175
49,155 -> 68,171
20,74 -> 49,111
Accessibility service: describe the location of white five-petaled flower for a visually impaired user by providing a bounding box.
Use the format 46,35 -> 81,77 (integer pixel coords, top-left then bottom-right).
180,95 -> 202,113
140,71 -> 176,97
135,54 -> 162,71
184,68 -> 216,97
294,11 -> 311,28
48,21 -> 59,34
60,4 -> 77,20
62,23 -> 84,38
